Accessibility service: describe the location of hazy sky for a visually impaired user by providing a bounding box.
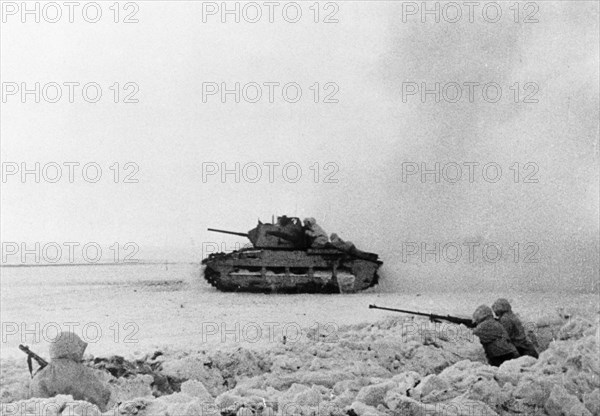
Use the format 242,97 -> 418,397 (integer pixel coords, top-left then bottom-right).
1,1 -> 598,291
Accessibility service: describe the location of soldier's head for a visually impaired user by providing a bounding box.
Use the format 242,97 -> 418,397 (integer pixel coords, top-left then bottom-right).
303,218 -> 316,227
49,331 -> 88,362
492,298 -> 512,316
472,305 -> 494,325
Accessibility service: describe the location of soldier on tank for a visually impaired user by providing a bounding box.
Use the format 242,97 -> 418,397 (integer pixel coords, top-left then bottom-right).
303,217 -> 329,248
492,298 -> 539,358
30,332 -> 111,410
330,233 -> 356,253
472,305 -> 519,366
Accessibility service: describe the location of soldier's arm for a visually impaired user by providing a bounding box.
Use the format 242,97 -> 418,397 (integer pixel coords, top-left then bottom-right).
504,316 -> 520,339
472,324 -> 499,344
497,316 -> 512,335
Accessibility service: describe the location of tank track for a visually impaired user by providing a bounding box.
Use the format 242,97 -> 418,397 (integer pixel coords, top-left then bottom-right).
202,266 -> 374,294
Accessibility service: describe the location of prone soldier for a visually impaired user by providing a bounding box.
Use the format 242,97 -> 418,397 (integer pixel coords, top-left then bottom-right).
29,332 -> 111,410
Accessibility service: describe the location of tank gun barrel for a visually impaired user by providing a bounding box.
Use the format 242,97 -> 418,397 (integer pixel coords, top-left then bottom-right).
207,228 -> 249,238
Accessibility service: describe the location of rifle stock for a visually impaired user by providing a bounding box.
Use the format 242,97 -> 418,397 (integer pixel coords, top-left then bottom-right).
369,304 -> 475,328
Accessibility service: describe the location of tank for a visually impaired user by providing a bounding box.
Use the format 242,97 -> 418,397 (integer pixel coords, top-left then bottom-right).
201,216 -> 382,293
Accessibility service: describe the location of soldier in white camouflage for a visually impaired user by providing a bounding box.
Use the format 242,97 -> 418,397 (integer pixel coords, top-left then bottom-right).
303,217 -> 329,248
30,332 -> 111,410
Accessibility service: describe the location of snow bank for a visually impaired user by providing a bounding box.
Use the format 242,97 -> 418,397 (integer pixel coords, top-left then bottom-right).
1,315 -> 598,416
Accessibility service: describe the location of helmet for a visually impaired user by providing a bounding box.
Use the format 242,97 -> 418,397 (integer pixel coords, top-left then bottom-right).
49,331 -> 88,361
492,298 -> 512,316
473,305 -> 494,325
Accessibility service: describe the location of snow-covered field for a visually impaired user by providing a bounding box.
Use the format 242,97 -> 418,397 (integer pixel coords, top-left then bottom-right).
1,263 -> 597,357
1,264 -> 598,415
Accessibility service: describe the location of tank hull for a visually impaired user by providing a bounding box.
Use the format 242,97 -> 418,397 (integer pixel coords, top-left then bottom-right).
202,248 -> 381,293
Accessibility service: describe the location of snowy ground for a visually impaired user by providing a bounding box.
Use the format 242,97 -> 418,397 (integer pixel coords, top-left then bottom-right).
1,263 -> 597,359
1,264 -> 598,416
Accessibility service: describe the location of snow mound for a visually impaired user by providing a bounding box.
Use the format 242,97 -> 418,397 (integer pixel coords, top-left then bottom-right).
2,314 -> 598,416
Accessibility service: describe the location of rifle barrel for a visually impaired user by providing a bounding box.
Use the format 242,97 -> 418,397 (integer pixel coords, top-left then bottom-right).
369,304 -> 431,318
369,304 -> 474,327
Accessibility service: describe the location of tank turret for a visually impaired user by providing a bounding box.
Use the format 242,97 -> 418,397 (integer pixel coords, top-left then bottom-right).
208,216 -> 307,249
